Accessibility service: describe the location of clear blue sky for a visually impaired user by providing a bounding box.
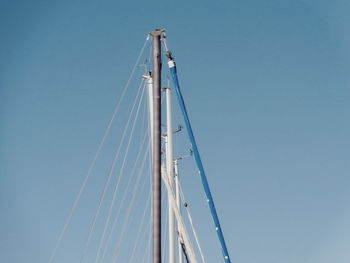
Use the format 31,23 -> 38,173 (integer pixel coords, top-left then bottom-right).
1,0 -> 349,263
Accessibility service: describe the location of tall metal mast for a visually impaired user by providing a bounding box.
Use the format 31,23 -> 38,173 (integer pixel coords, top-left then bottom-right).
150,29 -> 162,263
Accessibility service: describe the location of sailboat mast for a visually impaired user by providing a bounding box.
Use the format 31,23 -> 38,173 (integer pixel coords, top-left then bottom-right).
174,160 -> 183,263
165,85 -> 176,263
150,29 -> 162,263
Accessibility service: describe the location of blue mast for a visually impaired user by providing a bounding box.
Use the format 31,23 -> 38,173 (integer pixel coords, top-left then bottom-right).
164,46 -> 232,263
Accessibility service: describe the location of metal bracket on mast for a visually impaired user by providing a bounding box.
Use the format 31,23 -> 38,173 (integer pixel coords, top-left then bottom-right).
162,125 -> 183,137
175,149 -> 193,162
149,29 -> 165,37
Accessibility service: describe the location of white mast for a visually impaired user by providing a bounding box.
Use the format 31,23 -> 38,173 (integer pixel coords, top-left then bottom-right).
161,166 -> 198,263
165,85 -> 176,263
144,73 -> 154,154
174,159 -> 183,263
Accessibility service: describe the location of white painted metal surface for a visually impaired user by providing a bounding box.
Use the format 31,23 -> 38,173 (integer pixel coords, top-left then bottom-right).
165,87 -> 176,263
174,160 -> 183,263
144,74 -> 154,155
161,166 -> 198,263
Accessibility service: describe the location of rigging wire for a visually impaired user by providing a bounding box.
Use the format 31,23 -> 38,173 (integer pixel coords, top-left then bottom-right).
80,112 -> 146,263
97,44 -> 153,263
110,143 -> 150,263
97,136 -> 150,263
181,242 -> 191,263
93,82 -> 147,263
140,186 -> 166,263
162,196 -> 169,263
131,187 -> 164,263
127,194 -> 151,263
94,129 -> 149,263
131,201 -> 151,263
48,35 -> 150,263
178,179 -> 206,263
141,228 -> 152,263
80,77 -> 142,263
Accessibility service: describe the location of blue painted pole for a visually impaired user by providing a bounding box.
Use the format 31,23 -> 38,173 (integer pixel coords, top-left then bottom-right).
167,58 -> 232,263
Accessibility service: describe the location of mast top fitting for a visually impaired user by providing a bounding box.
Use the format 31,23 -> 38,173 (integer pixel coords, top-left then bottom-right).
149,29 -> 165,37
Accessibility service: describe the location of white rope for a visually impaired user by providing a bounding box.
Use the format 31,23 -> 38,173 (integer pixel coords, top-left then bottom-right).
48,35 -> 150,263
178,180 -> 206,263
93,83 -> 146,263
